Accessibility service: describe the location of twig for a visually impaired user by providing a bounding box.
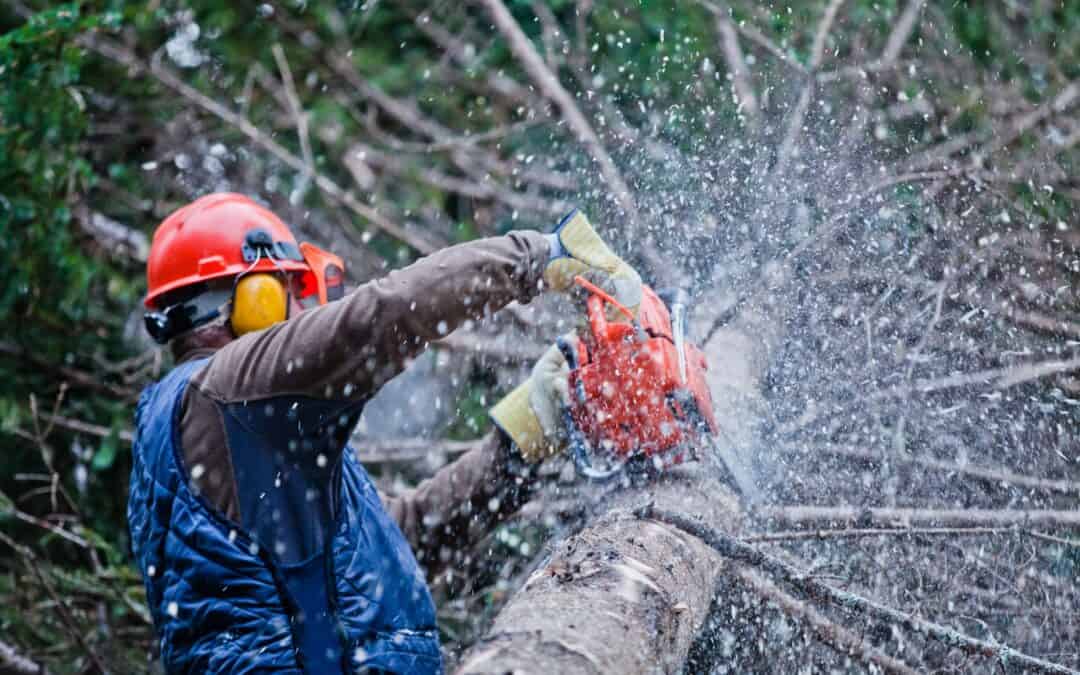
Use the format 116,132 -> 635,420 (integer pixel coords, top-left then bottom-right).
0,341 -> 137,400
343,143 -> 570,216
0,639 -> 49,675
476,0 -> 639,223
411,9 -> 543,109
805,444 -> 1080,497
746,526 -> 1080,547
734,22 -> 807,75
734,567 -> 920,675
880,0 -> 927,66
271,43 -> 315,199
0,531 -> 109,674
4,500 -> 92,550
772,0 -> 844,178
757,506 -> 1080,530
279,10 -> 574,195
698,0 -> 759,125
639,505 -> 1080,675
880,354 -> 1080,398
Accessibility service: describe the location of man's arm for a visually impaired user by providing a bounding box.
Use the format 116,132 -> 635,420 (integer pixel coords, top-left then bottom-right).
381,431 -> 542,579
179,232 -> 548,519
193,231 -> 550,403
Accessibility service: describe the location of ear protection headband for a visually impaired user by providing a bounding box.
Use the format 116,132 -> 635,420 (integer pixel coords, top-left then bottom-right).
144,229 -> 345,344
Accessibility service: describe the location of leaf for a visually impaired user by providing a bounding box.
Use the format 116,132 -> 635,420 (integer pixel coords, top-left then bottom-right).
91,427 -> 119,471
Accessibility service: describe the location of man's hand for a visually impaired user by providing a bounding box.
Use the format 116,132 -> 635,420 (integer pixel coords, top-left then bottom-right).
544,210 -> 642,316
490,337 -> 576,463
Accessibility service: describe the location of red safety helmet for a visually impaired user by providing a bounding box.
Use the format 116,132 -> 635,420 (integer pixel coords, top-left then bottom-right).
144,193 -> 312,309
143,193 -> 346,344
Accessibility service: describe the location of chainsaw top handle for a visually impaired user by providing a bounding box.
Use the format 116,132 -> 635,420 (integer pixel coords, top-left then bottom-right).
573,274 -> 635,327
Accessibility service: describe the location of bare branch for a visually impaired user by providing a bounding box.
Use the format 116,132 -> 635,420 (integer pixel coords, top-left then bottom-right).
735,567 -> 921,675
809,444 -> 1080,497
699,1 -> 759,125
773,0 -> 844,178
73,206 -> 149,263
343,143 -> 570,217
0,638 -> 49,675
880,0 -> 927,66
271,43 -> 316,197
476,0 -> 639,222
412,9 -> 543,109
746,526 -> 1078,546
0,341 -> 137,400
735,22 -> 808,75
758,506 -> 1080,530
809,0 -> 845,69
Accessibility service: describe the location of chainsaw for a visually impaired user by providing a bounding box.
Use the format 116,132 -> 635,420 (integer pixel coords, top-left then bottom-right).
558,276 -> 758,498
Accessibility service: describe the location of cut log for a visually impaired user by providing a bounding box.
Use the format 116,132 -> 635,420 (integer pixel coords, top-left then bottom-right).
455,470 -> 742,674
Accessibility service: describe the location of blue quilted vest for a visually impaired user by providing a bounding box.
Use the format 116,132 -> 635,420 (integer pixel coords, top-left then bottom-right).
127,358 -> 442,673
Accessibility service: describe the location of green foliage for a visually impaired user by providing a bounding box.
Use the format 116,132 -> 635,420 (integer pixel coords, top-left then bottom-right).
0,0 -> 1076,670
0,4 -> 155,671
445,381 -> 495,440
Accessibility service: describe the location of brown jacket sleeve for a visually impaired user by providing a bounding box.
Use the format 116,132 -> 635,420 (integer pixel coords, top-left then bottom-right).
382,431 -> 541,577
191,230 -> 549,403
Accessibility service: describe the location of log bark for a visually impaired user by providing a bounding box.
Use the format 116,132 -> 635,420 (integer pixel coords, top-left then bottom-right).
455,471 -> 743,674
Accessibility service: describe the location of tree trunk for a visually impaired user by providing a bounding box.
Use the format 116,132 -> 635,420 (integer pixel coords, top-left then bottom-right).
456,302 -> 782,674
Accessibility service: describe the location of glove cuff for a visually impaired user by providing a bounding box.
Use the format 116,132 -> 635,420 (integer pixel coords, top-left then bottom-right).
489,381 -> 556,463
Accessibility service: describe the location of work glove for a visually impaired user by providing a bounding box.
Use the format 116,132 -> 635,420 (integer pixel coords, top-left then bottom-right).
544,210 -> 642,317
490,337 -> 574,463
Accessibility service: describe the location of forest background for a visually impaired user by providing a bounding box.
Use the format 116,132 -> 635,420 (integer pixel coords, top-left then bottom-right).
2,0 -> 1079,672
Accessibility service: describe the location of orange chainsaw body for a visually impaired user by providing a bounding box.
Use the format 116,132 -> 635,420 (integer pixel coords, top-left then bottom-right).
566,285 -> 717,470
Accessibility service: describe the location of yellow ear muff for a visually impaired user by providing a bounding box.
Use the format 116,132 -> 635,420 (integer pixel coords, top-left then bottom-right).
231,273 -> 288,336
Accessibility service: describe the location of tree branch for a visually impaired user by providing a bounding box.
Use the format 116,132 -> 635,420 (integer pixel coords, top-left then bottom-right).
757,506 -> 1080,530
699,1 -> 759,125
808,444 -> 1080,497
83,36 -> 437,254
476,0 -> 639,222
271,43 -> 315,199
641,506 -> 1080,675
880,0 -> 927,66
734,567 -> 920,675
746,526 -> 1079,547
772,0 -> 844,178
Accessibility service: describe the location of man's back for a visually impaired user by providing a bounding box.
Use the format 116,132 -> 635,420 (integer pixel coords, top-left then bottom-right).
129,356 -> 441,673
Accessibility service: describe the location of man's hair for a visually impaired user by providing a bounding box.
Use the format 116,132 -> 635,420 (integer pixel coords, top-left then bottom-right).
157,279 -> 236,362
170,322 -> 233,363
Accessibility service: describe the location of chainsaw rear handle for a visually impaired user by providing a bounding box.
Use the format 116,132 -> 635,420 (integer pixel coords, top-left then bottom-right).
556,335 -> 624,483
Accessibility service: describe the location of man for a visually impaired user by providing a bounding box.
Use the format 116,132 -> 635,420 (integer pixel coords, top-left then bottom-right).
129,193 -> 640,673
